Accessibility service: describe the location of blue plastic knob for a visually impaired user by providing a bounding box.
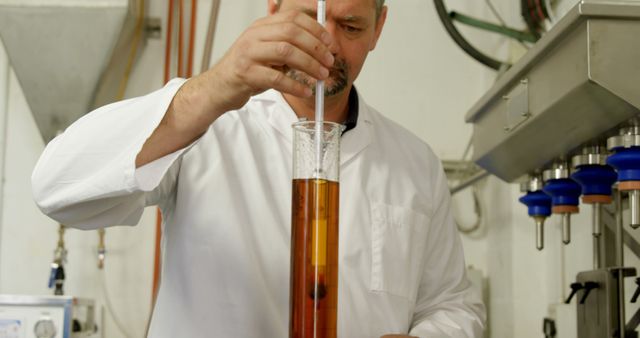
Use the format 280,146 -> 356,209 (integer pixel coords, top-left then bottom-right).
519,190 -> 552,217
571,165 -> 617,197
543,178 -> 581,206
607,147 -> 640,182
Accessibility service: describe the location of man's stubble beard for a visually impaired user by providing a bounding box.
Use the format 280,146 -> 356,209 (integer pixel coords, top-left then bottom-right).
286,57 -> 349,97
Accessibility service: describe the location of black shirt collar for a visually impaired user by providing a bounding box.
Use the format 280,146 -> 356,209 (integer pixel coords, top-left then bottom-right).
342,86 -> 359,134
295,88 -> 358,134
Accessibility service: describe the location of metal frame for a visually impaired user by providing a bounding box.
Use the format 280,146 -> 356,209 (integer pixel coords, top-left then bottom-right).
443,160 -> 489,194
603,201 -> 640,261
585,191 -> 640,337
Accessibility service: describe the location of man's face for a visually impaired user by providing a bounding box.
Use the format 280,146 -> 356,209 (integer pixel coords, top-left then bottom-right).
273,0 -> 386,97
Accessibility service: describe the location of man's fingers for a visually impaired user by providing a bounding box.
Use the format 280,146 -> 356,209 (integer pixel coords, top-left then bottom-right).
252,21 -> 334,68
257,9 -> 332,46
251,41 -> 329,81
281,10 -> 333,46
213,9 -> 333,100
248,65 -> 312,98
253,10 -> 333,65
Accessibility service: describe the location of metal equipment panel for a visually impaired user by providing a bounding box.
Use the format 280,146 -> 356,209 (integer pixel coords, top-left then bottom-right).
465,0 -> 640,182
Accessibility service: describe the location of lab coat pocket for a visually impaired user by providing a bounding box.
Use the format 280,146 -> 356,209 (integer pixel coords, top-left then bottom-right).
370,202 -> 428,300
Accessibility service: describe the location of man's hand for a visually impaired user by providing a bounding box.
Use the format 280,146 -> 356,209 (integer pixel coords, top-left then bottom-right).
136,10 -> 334,167
176,9 -> 334,129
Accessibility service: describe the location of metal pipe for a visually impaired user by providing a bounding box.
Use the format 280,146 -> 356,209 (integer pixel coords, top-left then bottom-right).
617,190 -> 625,267
200,0 -> 221,73
535,217 -> 544,250
616,189 -> 626,337
442,159 -> 475,174
97,229 -> 106,269
593,236 -> 601,269
559,229 -> 567,301
593,202 -> 602,237
0,40 -> 9,290
450,170 -> 490,195
630,190 -> 640,229
562,213 -> 571,245
593,202 -> 602,269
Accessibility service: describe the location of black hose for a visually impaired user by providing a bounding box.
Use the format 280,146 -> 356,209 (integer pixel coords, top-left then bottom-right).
433,0 -> 505,71
539,0 -> 551,22
521,0 -> 542,39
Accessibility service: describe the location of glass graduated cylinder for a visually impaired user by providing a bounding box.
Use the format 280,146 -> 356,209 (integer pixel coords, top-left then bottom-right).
290,121 -> 342,338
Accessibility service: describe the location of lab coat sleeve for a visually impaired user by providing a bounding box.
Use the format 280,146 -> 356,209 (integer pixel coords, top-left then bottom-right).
408,164 -> 486,338
31,78 -> 190,230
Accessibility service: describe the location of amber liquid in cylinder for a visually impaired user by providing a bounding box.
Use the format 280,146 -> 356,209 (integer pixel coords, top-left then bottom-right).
290,178 -> 339,338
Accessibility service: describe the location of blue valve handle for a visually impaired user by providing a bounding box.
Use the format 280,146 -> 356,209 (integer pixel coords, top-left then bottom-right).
607,147 -> 640,182
519,190 -> 552,217
543,178 -> 581,206
571,164 -> 617,197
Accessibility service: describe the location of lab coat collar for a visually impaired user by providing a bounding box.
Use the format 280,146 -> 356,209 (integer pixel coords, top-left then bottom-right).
253,89 -> 372,166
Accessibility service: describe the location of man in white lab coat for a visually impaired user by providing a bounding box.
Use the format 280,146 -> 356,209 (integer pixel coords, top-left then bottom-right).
32,0 -> 486,336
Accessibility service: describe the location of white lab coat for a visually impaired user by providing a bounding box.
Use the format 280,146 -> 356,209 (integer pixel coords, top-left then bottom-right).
32,79 -> 485,337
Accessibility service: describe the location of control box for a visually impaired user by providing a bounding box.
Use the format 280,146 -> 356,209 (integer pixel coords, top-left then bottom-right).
0,295 -> 96,338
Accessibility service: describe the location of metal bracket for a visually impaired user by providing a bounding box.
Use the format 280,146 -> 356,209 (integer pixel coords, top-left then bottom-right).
443,160 -> 489,195
145,17 -> 162,40
503,78 -> 530,132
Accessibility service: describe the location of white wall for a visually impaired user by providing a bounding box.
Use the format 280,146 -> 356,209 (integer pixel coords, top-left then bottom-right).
1,0 -> 639,338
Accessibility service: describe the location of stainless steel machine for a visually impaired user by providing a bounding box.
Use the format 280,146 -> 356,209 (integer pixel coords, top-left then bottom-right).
465,0 -> 640,336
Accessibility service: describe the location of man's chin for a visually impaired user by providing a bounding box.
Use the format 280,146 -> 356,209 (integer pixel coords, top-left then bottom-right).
312,83 -> 346,97
286,71 -> 348,97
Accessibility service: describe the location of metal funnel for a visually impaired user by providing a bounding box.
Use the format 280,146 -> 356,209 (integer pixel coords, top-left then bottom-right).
0,0 -> 133,142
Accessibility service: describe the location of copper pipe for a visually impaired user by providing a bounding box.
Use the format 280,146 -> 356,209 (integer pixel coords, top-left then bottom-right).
178,0 -> 185,77
187,0 -> 197,77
